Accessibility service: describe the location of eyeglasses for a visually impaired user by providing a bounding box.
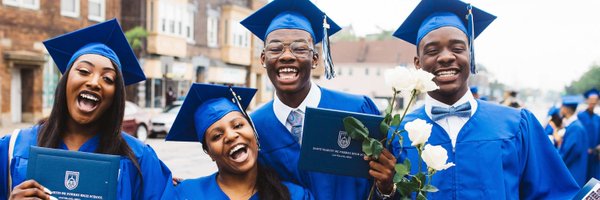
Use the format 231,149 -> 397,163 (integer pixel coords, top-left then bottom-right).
264,42 -> 314,58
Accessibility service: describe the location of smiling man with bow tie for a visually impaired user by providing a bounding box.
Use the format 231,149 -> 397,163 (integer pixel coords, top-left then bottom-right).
388,0 -> 580,199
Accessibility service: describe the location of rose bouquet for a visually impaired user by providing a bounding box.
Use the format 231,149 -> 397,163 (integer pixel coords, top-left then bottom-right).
343,66 -> 455,199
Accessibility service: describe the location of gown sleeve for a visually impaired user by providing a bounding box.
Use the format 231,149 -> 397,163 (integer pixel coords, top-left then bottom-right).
517,109 -> 579,199
361,96 -> 381,115
137,145 -> 175,199
0,135 -> 10,199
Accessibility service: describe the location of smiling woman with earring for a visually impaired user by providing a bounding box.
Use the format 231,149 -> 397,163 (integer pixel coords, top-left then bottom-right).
164,83 -> 312,200
0,19 -> 174,199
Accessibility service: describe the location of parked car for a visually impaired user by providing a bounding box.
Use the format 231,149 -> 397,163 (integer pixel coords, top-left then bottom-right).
122,101 -> 151,141
148,102 -> 182,138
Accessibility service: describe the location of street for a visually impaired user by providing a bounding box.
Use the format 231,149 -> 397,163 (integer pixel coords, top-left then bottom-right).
145,138 -> 218,179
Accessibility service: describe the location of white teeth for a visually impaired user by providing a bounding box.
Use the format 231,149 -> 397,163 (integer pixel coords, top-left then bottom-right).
437,70 -> 457,77
80,93 -> 99,102
229,144 -> 245,156
278,68 -> 298,73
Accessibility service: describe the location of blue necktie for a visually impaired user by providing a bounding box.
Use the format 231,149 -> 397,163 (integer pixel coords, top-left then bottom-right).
286,110 -> 303,144
431,102 -> 472,121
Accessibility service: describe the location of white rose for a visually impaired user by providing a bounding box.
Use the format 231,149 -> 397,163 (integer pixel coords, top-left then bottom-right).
412,68 -> 439,93
421,144 -> 455,171
384,66 -> 412,91
405,119 -> 432,146
384,66 -> 438,97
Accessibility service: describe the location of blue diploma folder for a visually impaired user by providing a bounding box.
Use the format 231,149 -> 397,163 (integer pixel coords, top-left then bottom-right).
299,107 -> 385,178
572,178 -> 600,200
26,146 -> 120,200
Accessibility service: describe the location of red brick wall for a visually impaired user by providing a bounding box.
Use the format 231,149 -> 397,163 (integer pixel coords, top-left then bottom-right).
0,0 -> 122,123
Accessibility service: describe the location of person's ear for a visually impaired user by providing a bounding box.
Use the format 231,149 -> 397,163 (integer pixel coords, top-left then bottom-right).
414,56 -> 421,69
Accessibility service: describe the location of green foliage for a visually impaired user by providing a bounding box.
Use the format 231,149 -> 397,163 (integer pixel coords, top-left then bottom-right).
565,64 -> 600,94
343,117 -> 383,159
125,26 -> 148,50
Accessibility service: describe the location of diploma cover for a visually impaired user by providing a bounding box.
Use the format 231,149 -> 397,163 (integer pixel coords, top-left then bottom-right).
299,107 -> 385,178
26,146 -> 120,200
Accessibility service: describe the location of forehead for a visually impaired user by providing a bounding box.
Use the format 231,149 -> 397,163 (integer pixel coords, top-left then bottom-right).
265,29 -> 314,43
72,54 -> 115,68
418,26 -> 468,47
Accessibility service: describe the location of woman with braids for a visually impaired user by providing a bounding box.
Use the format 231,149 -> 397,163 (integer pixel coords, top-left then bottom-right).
164,83 -> 312,200
0,19 -> 174,199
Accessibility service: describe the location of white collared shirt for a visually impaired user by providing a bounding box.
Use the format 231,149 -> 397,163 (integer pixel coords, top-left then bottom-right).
563,114 -> 578,127
273,81 -> 321,132
425,90 -> 478,148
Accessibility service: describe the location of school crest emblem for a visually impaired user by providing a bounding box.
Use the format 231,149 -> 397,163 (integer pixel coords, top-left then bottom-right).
338,131 -> 351,149
64,171 -> 79,190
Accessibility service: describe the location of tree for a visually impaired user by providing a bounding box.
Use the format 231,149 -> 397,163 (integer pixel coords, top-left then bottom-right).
124,26 -> 148,54
565,64 -> 600,94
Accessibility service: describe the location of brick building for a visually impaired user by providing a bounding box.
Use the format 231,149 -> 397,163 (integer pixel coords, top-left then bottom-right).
0,0 -> 120,126
120,0 -> 268,109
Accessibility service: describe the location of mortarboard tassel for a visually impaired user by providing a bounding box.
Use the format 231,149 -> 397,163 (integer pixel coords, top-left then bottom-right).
229,87 -> 261,151
322,15 -> 336,79
466,4 -> 476,74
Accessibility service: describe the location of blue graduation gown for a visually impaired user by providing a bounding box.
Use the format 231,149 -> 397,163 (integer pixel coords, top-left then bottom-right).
172,172 -> 313,200
251,87 -> 380,200
577,111 -> 600,179
390,100 -> 579,199
559,120 -> 589,186
0,125 -> 174,199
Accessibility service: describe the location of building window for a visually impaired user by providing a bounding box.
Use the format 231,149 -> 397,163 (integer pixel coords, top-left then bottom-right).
88,0 -> 105,22
186,10 -> 194,42
4,0 -> 39,10
349,68 -> 353,76
365,68 -> 369,75
60,0 -> 79,18
376,68 -> 381,76
338,68 -> 342,76
230,20 -> 249,48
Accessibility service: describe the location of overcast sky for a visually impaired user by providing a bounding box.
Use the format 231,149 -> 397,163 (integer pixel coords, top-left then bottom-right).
313,0 -> 600,92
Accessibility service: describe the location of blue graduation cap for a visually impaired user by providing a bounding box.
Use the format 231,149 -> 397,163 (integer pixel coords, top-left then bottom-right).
166,84 -> 257,144
584,88 -> 599,99
470,86 -> 478,94
43,18 -> 145,85
561,95 -> 583,109
240,0 -> 341,79
547,106 -> 560,117
392,0 -> 496,74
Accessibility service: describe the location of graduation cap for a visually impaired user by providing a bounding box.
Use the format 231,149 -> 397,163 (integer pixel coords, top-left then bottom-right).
240,0 -> 341,79
166,83 -> 258,146
43,18 -> 145,85
584,88 -> 599,99
470,86 -> 478,94
561,95 -> 583,109
392,0 -> 496,74
547,106 -> 560,117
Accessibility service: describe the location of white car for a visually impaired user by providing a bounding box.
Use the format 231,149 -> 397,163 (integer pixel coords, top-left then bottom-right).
148,104 -> 181,138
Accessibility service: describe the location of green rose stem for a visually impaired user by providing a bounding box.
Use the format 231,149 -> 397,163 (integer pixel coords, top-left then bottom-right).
387,89 -> 417,147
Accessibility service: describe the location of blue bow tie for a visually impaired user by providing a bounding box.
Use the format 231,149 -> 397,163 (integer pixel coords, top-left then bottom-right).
431,102 -> 472,121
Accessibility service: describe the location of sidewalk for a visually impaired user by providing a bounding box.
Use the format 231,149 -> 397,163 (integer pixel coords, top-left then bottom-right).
0,123 -> 34,136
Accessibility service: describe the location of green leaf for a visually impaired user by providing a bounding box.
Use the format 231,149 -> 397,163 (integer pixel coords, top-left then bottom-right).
362,139 -> 373,156
404,159 -> 411,172
396,181 -> 413,197
380,121 -> 390,137
391,114 -> 402,126
416,192 -> 427,200
370,138 -> 383,159
422,184 -> 439,193
343,117 -> 369,140
416,172 -> 427,188
393,173 -> 403,183
394,163 -> 409,177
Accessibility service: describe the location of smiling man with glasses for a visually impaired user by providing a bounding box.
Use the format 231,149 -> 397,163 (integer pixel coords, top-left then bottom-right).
241,0 -> 397,199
